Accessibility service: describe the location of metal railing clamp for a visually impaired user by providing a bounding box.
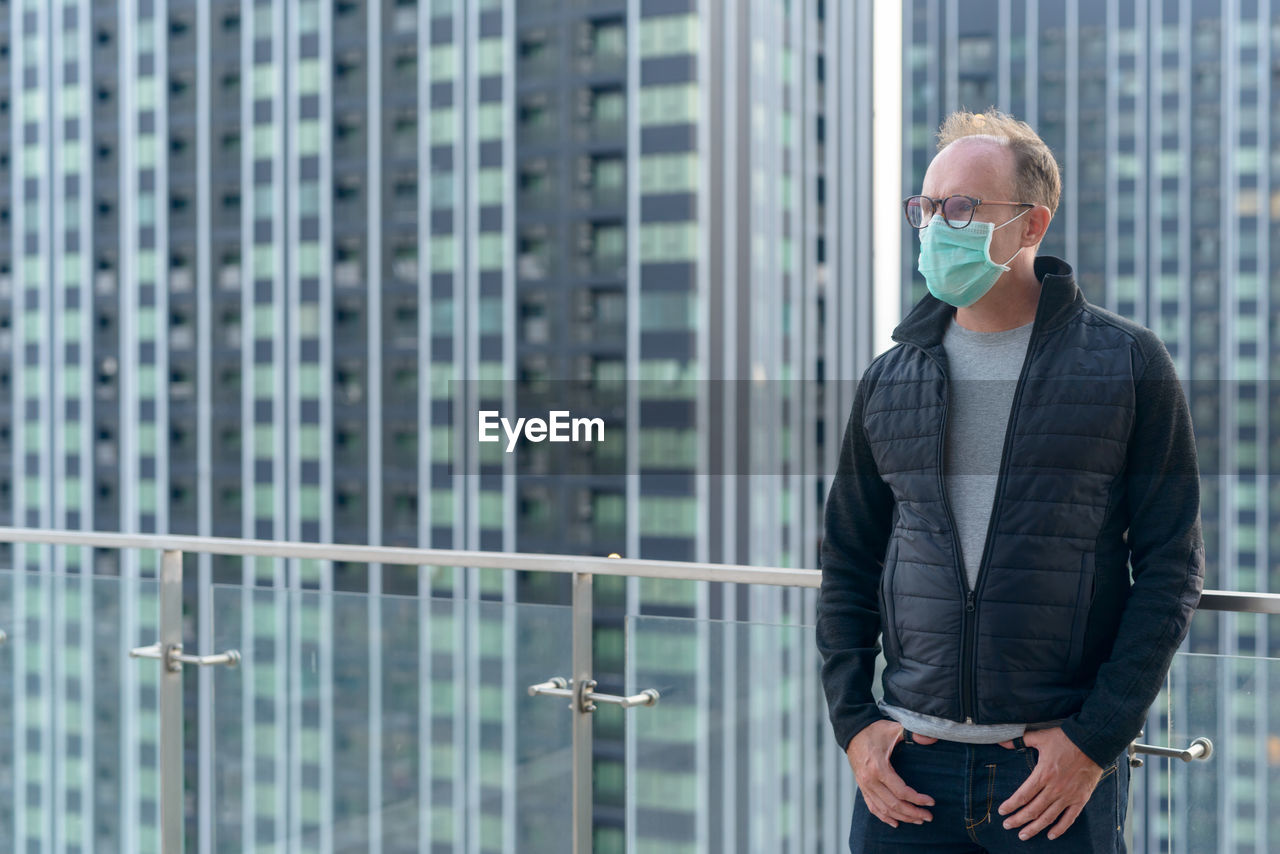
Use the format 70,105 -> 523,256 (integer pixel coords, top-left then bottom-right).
1127,729 -> 1214,768
130,641 -> 241,673
528,675 -> 660,713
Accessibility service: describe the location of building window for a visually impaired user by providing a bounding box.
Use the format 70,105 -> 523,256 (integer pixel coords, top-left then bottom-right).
638,14 -> 698,58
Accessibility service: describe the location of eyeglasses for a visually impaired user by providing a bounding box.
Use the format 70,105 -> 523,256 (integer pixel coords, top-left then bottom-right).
903,194 -> 1034,229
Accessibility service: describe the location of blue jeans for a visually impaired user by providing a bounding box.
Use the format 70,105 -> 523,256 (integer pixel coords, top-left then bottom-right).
849,728 -> 1129,853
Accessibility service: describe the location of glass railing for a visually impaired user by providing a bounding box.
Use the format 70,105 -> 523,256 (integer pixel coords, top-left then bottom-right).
205,584 -> 573,850
0,529 -> 1261,853
0,567 -> 162,852
626,610 -> 819,852
1155,648 -> 1278,852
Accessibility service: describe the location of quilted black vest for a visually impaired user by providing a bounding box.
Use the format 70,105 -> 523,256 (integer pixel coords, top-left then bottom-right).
863,256 -> 1140,724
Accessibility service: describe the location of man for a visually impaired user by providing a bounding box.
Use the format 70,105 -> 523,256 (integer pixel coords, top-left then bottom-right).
816,108 -> 1204,853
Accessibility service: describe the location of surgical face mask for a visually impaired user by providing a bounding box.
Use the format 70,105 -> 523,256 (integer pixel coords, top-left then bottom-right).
916,208 -> 1030,308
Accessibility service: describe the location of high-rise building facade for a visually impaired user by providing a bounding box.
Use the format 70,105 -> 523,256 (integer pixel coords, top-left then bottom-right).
0,0 -> 881,851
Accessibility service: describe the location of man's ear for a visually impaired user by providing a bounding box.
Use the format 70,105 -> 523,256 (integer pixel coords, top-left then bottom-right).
1024,205 -> 1052,246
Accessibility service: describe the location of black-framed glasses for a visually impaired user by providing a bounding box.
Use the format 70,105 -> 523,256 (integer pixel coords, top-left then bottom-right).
903,194 -> 1034,229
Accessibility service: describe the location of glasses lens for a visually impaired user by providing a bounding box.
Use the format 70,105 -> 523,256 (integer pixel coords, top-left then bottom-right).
905,196 -> 927,228
941,196 -> 976,227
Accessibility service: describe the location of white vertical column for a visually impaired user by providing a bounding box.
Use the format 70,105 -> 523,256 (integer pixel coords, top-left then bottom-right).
74,1 -> 96,845
695,0 -> 712,568
997,0 -> 1011,107
119,0 -> 142,846
48,3 -> 67,852
447,1 -> 469,851
943,0 -> 957,113
1176,0 -> 1192,369
1104,0 -> 1119,310
719,2 -> 741,842
317,2 -> 336,850
695,0 -> 712,850
1173,3 -> 1193,851
416,0 -> 434,846
285,0 -> 302,848
156,0 -> 170,541
871,0 -> 903,357
195,0 -> 214,847
1255,2 -> 1272,848
462,0 -> 482,843
820,1 -> 846,845
623,0 -> 640,847
269,0 -> 289,838
499,0 -> 518,848
853,0 -> 873,361
1065,0 -> 1079,268
366,0 -> 384,847
237,0 -> 255,848
1220,3 -> 1240,852
1025,2 -> 1038,127
7,6 -> 23,851
1134,0 -> 1149,327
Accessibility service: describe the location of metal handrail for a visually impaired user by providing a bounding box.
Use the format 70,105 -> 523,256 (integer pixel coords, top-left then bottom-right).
0,526 -> 816,587
1193,590 -> 1280,615
0,526 -> 1266,613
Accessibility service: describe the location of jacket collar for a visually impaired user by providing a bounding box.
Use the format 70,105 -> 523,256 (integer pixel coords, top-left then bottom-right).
889,255 -> 1083,351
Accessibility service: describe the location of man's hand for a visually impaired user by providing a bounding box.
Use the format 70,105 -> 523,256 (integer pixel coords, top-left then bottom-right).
996,726 -> 1106,841
846,720 -> 937,828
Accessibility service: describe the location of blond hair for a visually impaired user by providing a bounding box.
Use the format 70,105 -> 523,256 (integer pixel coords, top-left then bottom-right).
936,108 -> 1061,217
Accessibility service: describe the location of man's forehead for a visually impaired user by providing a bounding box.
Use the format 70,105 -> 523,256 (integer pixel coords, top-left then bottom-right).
922,137 -> 1016,198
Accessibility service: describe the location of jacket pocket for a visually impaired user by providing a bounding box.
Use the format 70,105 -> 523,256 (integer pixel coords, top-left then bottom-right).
879,538 -> 901,662
1065,551 -> 1096,674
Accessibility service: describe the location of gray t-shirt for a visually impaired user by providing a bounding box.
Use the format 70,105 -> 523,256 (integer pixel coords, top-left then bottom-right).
880,315 -> 1063,741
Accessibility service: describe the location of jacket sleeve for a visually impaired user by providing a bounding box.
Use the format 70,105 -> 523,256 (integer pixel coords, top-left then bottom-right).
816,368 -> 897,754
1058,334 -> 1205,769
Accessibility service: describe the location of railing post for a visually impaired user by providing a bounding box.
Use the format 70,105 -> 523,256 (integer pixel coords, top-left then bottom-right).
159,549 -> 184,854
572,571 -> 593,854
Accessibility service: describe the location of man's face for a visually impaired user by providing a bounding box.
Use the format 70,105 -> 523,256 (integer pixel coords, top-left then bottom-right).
919,138 -> 1029,269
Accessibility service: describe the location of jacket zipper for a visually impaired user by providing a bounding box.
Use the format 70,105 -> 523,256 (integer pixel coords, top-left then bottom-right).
915,327 -> 1039,724
916,348 -> 977,721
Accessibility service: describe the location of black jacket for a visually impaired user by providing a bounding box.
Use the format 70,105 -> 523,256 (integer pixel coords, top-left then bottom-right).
816,256 -> 1205,769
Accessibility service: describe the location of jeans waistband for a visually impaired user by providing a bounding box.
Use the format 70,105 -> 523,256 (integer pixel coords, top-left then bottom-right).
901,727 -> 1029,751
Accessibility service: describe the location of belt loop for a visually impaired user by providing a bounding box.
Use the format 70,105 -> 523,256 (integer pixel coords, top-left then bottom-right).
1013,735 -> 1027,750
902,727 -> 915,745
